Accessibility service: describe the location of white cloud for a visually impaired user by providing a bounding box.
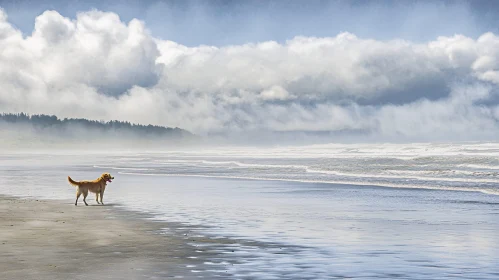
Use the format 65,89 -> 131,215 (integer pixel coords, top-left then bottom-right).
260,86 -> 294,101
1,8 -> 499,141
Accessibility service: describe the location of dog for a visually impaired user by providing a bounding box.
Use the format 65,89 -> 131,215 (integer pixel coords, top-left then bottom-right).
68,173 -> 114,206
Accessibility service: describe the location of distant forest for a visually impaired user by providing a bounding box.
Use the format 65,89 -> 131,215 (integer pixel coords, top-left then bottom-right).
0,112 -> 192,138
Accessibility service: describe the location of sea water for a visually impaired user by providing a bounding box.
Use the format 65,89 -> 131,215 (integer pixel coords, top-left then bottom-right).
1,142 -> 499,279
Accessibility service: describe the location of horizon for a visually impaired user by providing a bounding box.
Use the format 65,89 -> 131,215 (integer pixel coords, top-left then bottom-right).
1,0 -> 499,143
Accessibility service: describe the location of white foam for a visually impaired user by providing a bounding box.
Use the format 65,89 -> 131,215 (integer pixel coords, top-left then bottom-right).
154,160 -> 308,170
93,165 -> 154,171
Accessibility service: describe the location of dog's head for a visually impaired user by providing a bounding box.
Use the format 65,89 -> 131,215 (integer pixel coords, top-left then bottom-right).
101,173 -> 114,183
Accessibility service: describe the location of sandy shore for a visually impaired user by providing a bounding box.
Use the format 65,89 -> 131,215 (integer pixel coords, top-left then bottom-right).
0,196 -> 231,280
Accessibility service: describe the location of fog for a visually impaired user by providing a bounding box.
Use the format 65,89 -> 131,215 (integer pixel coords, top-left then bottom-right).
0,120 -> 199,151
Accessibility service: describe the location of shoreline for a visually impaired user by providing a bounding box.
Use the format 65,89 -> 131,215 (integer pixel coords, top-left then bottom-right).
0,195 -> 235,280
115,172 -> 499,196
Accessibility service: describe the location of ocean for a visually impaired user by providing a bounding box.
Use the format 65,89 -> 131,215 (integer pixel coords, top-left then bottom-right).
1,142 -> 499,279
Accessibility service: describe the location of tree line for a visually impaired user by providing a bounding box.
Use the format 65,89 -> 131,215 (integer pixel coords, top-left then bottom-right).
0,112 -> 191,138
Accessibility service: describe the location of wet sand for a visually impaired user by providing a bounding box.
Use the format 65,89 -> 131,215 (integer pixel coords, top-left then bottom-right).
0,195 -> 231,280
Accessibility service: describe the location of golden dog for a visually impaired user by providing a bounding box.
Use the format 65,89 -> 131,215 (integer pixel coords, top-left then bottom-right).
68,173 -> 114,206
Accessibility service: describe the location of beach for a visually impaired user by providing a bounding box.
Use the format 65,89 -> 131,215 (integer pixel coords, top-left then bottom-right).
2,144 -> 499,279
0,195 -> 233,280
3,0 -> 499,278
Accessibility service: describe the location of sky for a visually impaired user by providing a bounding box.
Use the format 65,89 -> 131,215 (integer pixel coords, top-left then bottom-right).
3,0 -> 499,46
1,0 -> 499,141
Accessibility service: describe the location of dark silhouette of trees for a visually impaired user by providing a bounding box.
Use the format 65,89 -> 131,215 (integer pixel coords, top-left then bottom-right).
0,112 -> 192,138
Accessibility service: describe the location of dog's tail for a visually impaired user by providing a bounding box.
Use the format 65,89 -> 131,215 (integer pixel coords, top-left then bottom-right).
67,176 -> 81,187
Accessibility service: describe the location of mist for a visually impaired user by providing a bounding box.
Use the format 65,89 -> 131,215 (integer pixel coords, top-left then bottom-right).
0,115 -> 198,151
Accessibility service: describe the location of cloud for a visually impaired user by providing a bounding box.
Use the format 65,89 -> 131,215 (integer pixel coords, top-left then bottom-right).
260,86 -> 294,101
1,9 -> 160,95
1,8 -> 499,141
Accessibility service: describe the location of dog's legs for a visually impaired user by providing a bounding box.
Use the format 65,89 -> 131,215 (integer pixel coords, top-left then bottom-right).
95,193 -> 100,204
75,190 -> 81,206
82,191 -> 89,206
99,191 -> 104,205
